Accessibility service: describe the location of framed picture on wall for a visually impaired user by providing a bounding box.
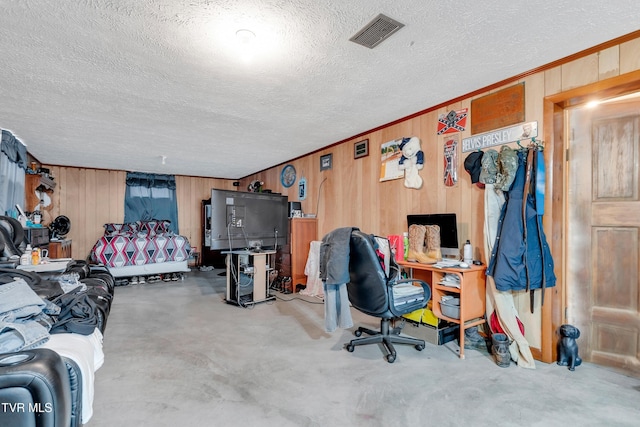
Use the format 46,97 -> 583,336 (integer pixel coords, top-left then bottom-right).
354,139 -> 369,159
320,154 -> 332,171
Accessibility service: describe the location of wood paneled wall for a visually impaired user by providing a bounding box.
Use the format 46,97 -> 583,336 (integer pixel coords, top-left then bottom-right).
239,99 -> 514,264
239,37 -> 640,248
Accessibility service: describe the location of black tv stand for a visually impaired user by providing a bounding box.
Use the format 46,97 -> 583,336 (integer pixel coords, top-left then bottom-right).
223,249 -> 276,307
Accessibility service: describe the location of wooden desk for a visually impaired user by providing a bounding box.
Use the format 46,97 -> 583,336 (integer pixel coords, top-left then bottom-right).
276,218 -> 317,290
398,261 -> 486,359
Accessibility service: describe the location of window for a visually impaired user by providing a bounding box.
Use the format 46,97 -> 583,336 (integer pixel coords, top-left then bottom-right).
124,172 -> 179,233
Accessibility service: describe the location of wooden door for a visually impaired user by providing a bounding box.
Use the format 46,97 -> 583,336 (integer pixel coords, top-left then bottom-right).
567,94 -> 640,377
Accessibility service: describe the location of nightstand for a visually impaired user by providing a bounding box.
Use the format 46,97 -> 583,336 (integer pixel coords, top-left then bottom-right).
49,239 -> 72,259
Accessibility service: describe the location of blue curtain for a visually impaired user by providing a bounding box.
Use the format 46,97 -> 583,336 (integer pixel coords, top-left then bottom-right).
0,130 -> 27,217
124,172 -> 179,233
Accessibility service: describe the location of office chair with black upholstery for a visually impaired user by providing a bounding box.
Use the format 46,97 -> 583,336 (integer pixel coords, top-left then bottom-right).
345,229 -> 431,363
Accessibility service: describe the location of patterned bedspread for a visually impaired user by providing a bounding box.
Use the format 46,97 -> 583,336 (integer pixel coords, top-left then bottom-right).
90,221 -> 191,268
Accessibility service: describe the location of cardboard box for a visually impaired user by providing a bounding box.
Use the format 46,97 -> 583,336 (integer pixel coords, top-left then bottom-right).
402,301 -> 442,327
402,309 -> 423,324
402,322 -> 459,346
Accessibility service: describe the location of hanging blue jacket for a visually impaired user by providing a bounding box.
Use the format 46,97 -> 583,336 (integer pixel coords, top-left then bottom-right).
487,150 -> 556,301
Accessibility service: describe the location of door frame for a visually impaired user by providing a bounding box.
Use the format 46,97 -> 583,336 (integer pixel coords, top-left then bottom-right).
541,69 -> 640,363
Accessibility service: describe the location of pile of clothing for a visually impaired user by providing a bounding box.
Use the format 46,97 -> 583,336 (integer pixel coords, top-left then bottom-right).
0,262 -> 114,353
0,262 -> 115,425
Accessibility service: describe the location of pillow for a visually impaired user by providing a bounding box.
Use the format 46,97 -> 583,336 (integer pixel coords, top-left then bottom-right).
159,220 -> 171,233
136,220 -> 171,236
103,222 -> 138,236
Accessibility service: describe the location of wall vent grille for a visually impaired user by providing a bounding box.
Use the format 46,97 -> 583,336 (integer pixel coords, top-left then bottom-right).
349,14 -> 405,49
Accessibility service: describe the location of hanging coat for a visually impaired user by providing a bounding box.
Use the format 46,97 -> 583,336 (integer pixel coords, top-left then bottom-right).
487,149 -> 556,301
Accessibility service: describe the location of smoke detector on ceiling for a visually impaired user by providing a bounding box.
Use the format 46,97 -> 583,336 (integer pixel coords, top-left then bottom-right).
349,14 -> 405,49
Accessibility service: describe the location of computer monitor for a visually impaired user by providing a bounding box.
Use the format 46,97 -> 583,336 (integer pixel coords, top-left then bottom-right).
407,213 -> 460,259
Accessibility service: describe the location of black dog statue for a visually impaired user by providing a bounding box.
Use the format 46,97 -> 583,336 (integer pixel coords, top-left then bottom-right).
557,324 -> 582,371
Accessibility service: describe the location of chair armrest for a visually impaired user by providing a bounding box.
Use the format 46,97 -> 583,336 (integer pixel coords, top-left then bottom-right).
392,278 -> 431,301
388,279 -> 431,317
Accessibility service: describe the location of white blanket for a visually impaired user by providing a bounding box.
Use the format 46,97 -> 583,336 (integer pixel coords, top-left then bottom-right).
301,240 -> 324,298
41,328 -> 104,423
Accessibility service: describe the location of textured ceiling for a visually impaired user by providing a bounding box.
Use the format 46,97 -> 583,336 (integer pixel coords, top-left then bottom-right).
1,1 -> 639,179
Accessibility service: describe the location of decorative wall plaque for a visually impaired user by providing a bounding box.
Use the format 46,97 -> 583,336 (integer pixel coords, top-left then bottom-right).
471,83 -> 525,135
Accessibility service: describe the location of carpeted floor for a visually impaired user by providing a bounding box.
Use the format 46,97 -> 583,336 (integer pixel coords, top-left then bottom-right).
90,269 -> 640,427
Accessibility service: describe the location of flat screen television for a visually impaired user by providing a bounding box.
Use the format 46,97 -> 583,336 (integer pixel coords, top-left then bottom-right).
209,189 -> 289,251
407,213 -> 460,259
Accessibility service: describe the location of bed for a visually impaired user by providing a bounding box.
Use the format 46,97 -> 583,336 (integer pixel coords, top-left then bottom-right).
89,220 -> 192,278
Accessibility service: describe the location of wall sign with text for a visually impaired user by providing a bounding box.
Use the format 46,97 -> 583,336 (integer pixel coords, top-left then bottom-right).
461,121 -> 538,152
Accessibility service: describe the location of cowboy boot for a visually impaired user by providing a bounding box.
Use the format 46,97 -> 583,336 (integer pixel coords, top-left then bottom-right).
408,224 -> 437,264
424,224 -> 442,260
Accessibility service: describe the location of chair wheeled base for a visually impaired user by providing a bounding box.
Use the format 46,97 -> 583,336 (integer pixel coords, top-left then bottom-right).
345,318 -> 425,363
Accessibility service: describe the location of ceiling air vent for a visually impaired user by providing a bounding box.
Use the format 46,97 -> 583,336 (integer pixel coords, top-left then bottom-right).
349,14 -> 405,49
